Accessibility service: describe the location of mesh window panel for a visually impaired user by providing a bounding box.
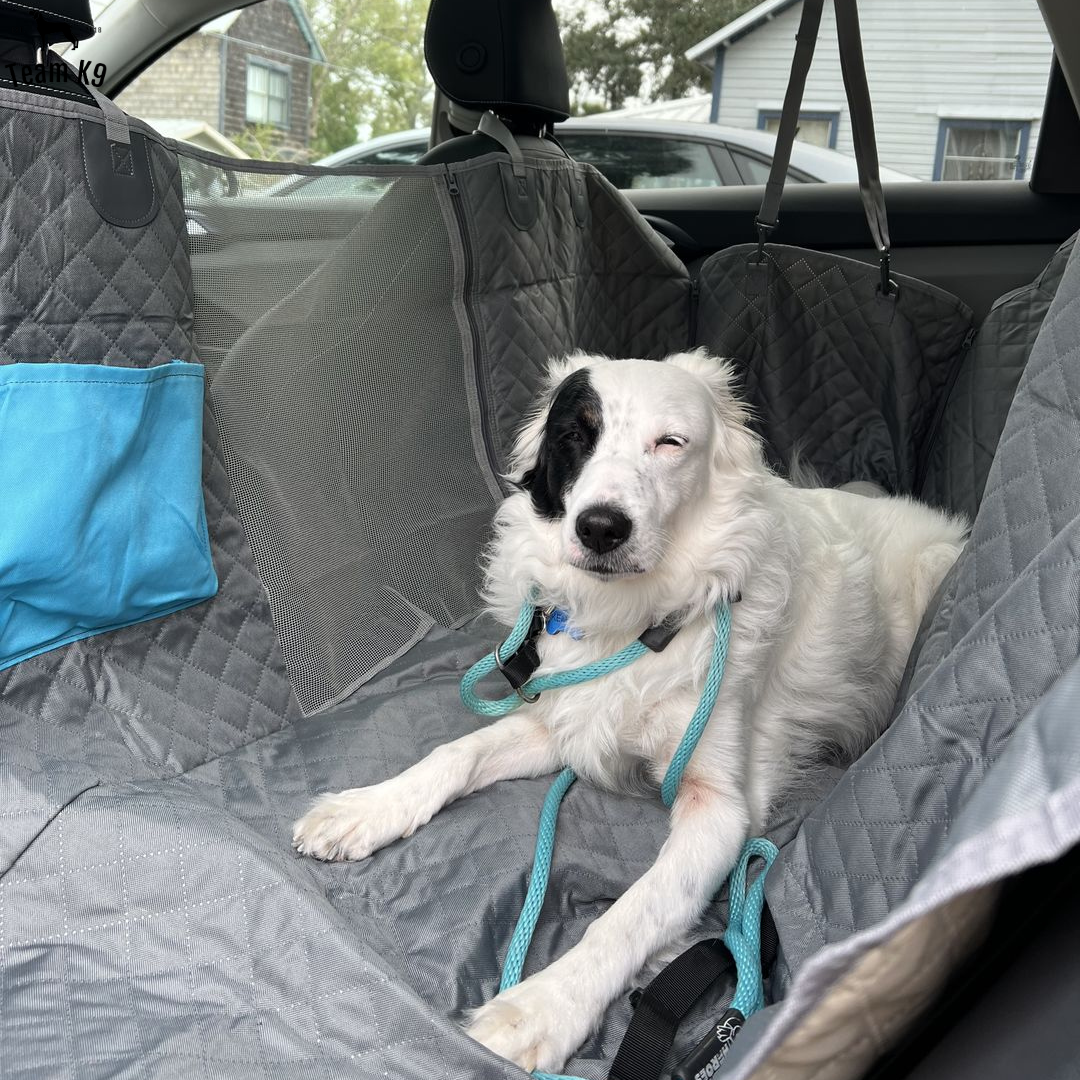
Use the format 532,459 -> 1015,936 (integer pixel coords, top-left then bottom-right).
182,156 -> 499,714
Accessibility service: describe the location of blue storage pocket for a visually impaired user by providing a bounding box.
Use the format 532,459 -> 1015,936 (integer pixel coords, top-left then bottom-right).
0,361 -> 218,671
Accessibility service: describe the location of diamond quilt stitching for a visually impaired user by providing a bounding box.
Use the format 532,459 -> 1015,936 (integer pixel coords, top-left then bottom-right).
765,236 -> 1080,989
695,244 -> 973,491
0,104 -> 300,877
461,163 -> 690,470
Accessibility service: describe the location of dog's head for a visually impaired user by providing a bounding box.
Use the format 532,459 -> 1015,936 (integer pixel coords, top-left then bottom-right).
510,350 -> 759,580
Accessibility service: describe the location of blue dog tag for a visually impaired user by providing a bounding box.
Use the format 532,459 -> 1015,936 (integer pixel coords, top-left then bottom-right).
546,608 -> 584,639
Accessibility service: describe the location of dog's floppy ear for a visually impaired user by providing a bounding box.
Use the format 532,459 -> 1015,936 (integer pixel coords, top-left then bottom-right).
507,351 -> 596,488
665,350 -> 760,468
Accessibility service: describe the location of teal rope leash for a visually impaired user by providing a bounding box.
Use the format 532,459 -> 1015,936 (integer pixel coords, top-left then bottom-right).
661,603 -> 732,808
462,600 -> 732,807
461,599 -> 776,1079
522,838 -> 777,1080
499,766 -> 577,993
724,838 -> 779,1017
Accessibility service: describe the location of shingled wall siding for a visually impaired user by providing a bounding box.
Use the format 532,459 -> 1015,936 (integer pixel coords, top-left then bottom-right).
223,0 -> 314,159
117,34 -> 222,132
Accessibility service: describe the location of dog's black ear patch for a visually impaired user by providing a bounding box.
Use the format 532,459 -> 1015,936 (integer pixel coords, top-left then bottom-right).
522,368 -> 603,519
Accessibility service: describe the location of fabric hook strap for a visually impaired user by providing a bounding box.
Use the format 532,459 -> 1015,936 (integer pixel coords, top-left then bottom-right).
756,0 -> 894,293
834,0 -> 892,278
47,49 -> 131,146
756,0 -> 825,253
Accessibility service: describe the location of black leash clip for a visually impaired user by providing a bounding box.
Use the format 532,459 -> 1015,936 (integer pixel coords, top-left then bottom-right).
753,218 -> 775,264
494,607 -> 546,702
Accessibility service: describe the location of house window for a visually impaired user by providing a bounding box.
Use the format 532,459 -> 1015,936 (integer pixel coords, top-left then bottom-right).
246,60 -> 290,128
758,110 -> 839,149
934,119 -> 1031,181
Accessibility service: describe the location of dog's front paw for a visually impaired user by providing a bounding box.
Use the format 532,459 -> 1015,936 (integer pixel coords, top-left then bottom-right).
292,784 -> 420,861
467,979 -> 590,1073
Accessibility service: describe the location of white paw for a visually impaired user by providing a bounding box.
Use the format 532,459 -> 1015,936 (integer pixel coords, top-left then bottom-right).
292,783 -> 422,861
466,979 -> 591,1074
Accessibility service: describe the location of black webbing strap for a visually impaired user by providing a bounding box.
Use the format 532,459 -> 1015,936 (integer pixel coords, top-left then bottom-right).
608,907 -> 781,1080
756,0 -> 894,293
608,939 -> 733,1080
833,0 -> 892,282
757,0 -> 825,241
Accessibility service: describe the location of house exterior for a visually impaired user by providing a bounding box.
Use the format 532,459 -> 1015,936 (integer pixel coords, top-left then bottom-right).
118,0 -> 325,161
686,0 -> 1054,180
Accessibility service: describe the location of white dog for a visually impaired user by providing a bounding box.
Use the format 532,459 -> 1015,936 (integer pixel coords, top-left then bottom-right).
293,350 -> 967,1073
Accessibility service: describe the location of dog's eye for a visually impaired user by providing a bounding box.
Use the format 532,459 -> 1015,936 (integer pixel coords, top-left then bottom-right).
560,430 -> 584,447
656,435 -> 687,449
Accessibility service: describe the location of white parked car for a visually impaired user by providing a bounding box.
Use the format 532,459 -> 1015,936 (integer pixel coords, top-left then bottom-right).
298,118 -> 919,195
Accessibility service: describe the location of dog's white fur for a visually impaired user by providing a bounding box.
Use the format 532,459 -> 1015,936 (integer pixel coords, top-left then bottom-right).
293,351 -> 967,1072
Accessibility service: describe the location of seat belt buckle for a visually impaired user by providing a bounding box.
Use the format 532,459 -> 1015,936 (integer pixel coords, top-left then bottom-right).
669,1008 -> 745,1080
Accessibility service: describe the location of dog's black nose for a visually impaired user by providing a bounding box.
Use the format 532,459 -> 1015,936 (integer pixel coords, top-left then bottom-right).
575,505 -> 632,554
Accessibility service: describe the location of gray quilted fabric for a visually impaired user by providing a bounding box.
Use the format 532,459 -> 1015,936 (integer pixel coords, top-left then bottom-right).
756,234 -> 1080,1011
0,102 -> 299,876
695,243 -> 974,493
460,159 -> 691,471
5,88 -> 1080,1080
0,615 -> 737,1079
0,108 -> 694,1077
0,99 -> 195,366
920,233 -> 1077,519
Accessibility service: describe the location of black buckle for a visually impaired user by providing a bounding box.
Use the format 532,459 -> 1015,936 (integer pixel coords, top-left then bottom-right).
878,247 -> 896,297
494,608 -> 546,701
610,939 -> 733,1080
754,217 -> 775,263
638,619 -> 681,653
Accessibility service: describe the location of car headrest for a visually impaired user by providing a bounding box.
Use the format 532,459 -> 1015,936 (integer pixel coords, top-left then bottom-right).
0,0 -> 95,45
424,0 -> 571,131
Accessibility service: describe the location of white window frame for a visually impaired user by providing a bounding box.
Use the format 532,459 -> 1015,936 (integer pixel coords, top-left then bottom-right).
246,58 -> 291,129
933,118 -> 1031,181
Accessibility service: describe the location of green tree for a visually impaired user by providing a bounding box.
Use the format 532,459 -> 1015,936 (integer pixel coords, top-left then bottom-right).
309,0 -> 433,159
233,122 -> 286,161
557,0 -> 758,113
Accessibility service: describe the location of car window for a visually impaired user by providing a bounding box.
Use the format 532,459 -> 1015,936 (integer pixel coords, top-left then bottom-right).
112,0 -> 1053,186
356,142 -> 427,166
557,134 -> 721,189
283,141 -> 428,197
115,0 -> 433,164
728,150 -> 810,186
